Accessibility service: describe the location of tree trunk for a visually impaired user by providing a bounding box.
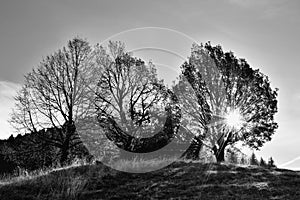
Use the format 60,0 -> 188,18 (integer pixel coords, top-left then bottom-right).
181,135 -> 203,160
213,144 -> 226,163
60,145 -> 69,166
212,132 -> 231,163
59,122 -> 76,166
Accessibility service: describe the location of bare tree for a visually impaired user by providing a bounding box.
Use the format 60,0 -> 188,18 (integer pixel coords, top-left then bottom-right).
9,37 -> 95,165
94,42 -> 181,157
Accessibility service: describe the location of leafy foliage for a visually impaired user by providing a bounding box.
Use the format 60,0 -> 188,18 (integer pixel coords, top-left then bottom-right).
227,149 -> 238,164
250,152 -> 259,166
268,157 -> 276,168
0,129 -> 90,174
179,42 -> 278,162
259,157 -> 267,167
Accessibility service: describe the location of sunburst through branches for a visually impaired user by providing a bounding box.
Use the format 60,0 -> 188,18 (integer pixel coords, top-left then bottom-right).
225,109 -> 245,130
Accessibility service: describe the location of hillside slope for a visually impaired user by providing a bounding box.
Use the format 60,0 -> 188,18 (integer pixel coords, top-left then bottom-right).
0,161 -> 300,200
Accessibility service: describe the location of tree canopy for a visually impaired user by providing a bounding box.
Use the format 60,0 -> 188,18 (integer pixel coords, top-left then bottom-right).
179,42 -> 278,162
94,42 -> 181,158
9,37 -> 95,164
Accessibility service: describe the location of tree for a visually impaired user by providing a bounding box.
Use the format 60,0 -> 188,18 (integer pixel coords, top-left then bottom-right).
259,157 -> 267,167
9,37 -> 95,165
268,157 -> 276,168
250,152 -> 259,166
240,155 -> 247,165
0,140 -> 17,174
94,42 -> 181,159
180,42 -> 278,162
173,48 -> 212,160
3,132 -> 58,170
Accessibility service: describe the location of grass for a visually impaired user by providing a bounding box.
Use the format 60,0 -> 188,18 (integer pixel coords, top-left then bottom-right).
0,158 -> 300,199
0,161 -> 109,200
0,158 -> 89,186
110,156 -> 179,173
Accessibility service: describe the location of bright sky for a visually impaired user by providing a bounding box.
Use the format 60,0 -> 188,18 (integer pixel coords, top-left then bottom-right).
0,0 -> 299,170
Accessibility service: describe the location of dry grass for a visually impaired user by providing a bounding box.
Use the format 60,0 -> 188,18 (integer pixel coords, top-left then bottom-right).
0,159 -> 300,199
110,156 -> 179,173
0,157 -> 90,186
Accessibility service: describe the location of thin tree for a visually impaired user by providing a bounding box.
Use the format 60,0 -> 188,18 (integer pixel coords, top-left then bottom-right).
259,157 -> 267,167
268,157 -> 276,168
250,152 -> 259,166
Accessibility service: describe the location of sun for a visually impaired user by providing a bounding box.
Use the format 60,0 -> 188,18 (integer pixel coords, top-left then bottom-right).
225,109 -> 244,130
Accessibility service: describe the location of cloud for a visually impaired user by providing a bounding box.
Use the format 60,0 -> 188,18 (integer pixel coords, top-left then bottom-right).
0,81 -> 21,139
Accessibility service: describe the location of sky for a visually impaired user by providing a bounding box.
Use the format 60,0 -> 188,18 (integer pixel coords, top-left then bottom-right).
0,0 -> 300,170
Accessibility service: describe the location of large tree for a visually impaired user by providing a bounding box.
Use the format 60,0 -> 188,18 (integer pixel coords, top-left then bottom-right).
93,42 -> 181,159
9,37 -> 96,165
173,63 -> 211,160
179,42 -> 278,162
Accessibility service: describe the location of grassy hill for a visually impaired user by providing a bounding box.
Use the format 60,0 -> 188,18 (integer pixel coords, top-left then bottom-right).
0,160 -> 300,200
